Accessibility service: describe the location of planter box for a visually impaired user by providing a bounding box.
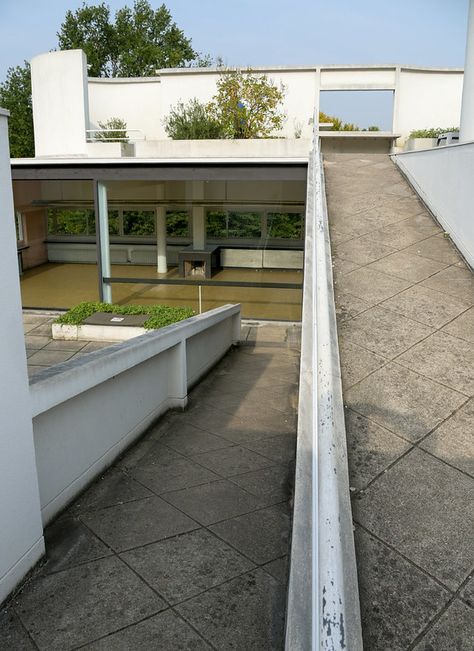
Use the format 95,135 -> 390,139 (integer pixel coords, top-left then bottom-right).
405,138 -> 437,151
52,322 -> 148,342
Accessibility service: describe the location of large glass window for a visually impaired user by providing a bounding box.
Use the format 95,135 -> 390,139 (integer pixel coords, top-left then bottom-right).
123,210 -> 155,236
166,210 -> 189,238
47,208 -> 95,236
267,212 -> 304,239
206,210 -> 262,239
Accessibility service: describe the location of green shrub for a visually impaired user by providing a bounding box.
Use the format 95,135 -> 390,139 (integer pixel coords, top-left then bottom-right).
55,302 -> 194,329
95,117 -> 128,141
409,127 -> 459,139
164,98 -> 225,139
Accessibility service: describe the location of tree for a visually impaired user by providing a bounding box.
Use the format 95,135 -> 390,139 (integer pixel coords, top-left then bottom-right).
210,69 -> 285,139
164,98 -> 225,139
0,63 -> 34,157
58,1 -> 200,77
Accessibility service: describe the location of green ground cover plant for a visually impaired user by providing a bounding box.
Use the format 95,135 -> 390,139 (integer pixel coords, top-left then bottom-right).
409,127 -> 459,138
55,301 -> 194,329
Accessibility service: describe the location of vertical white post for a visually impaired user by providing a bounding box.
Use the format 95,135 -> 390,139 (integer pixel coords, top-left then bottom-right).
95,181 -> 112,303
156,206 -> 167,273
0,108 -> 45,604
170,340 -> 188,409
460,0 -> 474,141
192,181 -> 206,250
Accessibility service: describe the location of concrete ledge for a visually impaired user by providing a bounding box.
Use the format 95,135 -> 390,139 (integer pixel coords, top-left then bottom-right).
52,322 -> 148,342
285,139 -> 362,650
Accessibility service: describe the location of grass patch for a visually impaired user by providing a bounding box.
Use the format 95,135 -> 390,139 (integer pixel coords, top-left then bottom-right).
55,302 -> 195,329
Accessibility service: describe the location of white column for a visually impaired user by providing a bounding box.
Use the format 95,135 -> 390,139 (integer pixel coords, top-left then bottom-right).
192,181 -> 206,250
460,0 -> 474,142
156,206 -> 167,273
0,108 -> 45,603
95,181 -> 112,303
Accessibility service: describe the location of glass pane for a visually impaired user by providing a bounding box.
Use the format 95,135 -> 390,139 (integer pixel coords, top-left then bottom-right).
228,212 -> 261,238
267,212 -> 304,239
166,210 -> 189,237
108,210 -> 119,235
206,210 -> 227,238
123,210 -> 155,236
47,208 -> 91,235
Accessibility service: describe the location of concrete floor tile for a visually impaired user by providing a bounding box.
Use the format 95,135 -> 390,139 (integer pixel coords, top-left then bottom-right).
69,468 -> 154,514
412,599 -> 474,651
331,255 -> 361,280
262,556 -> 289,585
0,609 -> 36,650
329,229 -> 354,245
345,363 -> 466,442
334,291 -> 373,321
354,449 -> 474,589
131,453 -> 220,495
367,250 -> 448,282
461,576 -> 474,608
334,235 -> 397,265
27,322 -> 55,336
192,445 -> 275,478
14,556 -> 164,651
116,439 -> 178,471
209,506 -> 290,565
404,235 -> 463,265
339,305 -> 434,359
369,214 -> 441,249
42,339 -> 87,351
229,463 -> 294,502
26,349 -> 76,366
161,479 -> 263,526
159,421 -> 232,456
244,433 -> 296,464
176,569 -> 286,651
442,306 -> 474,343
354,527 -> 450,651
122,528 -> 254,605
345,409 -> 411,489
340,267 -> 412,304
24,334 -> 51,349
381,285 -> 470,329
421,266 -> 474,304
397,332 -> 474,396
82,610 -> 213,650
81,496 -> 199,552
80,341 -> 114,353
420,399 -> 474,476
338,340 -> 387,389
27,365 -> 45,377
42,517 -> 112,574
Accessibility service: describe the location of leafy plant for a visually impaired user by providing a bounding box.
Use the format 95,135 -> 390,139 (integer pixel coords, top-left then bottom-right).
0,62 -> 34,157
209,69 -> 286,139
164,98 -> 225,139
55,301 -> 194,329
409,127 -> 459,139
95,117 -> 128,141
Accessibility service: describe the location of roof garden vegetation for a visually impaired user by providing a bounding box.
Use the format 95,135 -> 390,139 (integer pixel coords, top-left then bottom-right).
409,127 -> 459,138
55,302 -> 194,329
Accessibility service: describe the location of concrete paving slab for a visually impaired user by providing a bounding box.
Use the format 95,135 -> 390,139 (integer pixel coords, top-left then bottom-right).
344,409 -> 411,489
159,421 -> 232,456
354,527 -> 450,651
339,305 -> 434,359
209,506 -> 290,565
81,610 -> 213,650
412,599 -> 474,651
369,215 -> 441,249
192,445 -> 275,477
345,362 -> 466,442
131,453 -> 221,495
229,463 -> 294,502
334,291 -> 372,322
176,569 -> 286,651
461,576 -> 474,608
367,249 -> 448,282
0,609 -> 36,650
338,340 -> 387,389
26,349 -> 76,366
161,479 -> 265,526
404,234 -> 464,265
334,235 -> 397,265
421,266 -> 474,304
354,449 -> 474,590
14,556 -> 164,650
340,267 -> 412,304
243,432 -> 297,464
24,334 -> 51,349
42,339 -> 88,352
381,284 -> 471,329
81,496 -> 199,552
397,331 -> 474,396
420,399 -> 474,477
121,528 -> 254,605
442,306 -> 474,343
262,556 -> 289,585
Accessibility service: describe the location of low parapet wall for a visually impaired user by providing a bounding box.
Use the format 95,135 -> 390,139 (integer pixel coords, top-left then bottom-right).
30,304 -> 240,525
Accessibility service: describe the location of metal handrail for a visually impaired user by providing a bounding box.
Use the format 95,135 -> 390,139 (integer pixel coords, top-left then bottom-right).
86,128 -> 145,142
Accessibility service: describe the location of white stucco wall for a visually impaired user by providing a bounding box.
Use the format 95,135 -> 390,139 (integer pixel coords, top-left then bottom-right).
31,50 -> 90,157
392,142 -> 474,269
29,51 -> 464,156
0,109 -> 44,605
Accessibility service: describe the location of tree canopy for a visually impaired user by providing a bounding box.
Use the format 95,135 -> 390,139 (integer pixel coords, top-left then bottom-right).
0,63 -> 34,157
58,1 -> 201,77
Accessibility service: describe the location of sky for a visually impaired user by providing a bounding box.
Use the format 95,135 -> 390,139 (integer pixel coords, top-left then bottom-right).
0,0 -> 470,128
